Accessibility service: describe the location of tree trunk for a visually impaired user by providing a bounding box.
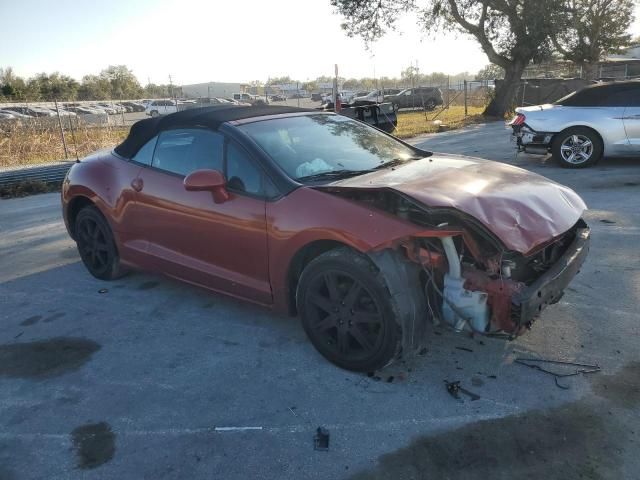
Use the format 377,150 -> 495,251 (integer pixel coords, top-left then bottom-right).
483,63 -> 526,118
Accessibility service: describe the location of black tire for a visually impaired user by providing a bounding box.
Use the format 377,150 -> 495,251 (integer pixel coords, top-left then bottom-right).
552,127 -> 603,168
392,102 -> 400,112
425,98 -> 436,111
296,247 -> 400,372
75,205 -> 125,280
150,110 -> 159,117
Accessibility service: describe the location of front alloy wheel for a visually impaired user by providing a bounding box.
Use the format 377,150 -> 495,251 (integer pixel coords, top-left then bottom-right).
297,248 -> 400,372
75,206 -> 124,280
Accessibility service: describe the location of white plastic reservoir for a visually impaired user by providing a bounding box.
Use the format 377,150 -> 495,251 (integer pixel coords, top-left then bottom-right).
442,274 -> 490,332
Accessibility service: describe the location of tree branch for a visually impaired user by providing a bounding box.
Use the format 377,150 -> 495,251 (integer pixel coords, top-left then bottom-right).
447,0 -> 511,67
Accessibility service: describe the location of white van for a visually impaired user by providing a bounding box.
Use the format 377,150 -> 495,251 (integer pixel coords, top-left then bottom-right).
145,100 -> 178,117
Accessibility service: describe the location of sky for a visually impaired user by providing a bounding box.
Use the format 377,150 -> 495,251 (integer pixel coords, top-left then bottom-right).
0,0 -> 638,86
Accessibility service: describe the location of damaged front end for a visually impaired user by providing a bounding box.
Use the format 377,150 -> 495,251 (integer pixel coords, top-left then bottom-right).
322,187 -> 590,345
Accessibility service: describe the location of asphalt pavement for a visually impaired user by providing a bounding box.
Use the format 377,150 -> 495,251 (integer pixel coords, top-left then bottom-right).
1,122 -> 639,479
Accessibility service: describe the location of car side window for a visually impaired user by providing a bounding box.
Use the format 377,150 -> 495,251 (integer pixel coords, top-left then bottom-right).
132,135 -> 158,166
152,129 -> 224,176
604,86 -> 640,107
225,141 -> 264,196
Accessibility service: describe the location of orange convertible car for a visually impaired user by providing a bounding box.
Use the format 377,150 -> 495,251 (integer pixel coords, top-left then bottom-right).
62,105 -> 590,371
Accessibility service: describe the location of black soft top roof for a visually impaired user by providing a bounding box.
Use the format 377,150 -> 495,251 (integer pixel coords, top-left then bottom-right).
114,105 -> 315,159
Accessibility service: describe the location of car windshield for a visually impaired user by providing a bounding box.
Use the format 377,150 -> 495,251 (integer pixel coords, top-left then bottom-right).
238,114 -> 425,181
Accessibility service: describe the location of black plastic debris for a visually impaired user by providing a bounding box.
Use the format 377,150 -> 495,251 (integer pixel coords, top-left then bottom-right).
445,380 -> 480,401
98,288 -> 108,294
455,346 -> 474,353
514,357 -> 601,389
314,427 -> 330,451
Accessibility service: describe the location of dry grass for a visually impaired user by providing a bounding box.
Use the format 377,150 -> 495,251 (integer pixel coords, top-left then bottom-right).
393,105 -> 487,139
1,105 -> 489,168
0,123 -> 129,168
0,179 -> 61,199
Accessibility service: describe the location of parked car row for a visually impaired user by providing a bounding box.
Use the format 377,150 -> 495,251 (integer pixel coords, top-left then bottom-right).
308,87 -> 443,111
0,100 -> 147,121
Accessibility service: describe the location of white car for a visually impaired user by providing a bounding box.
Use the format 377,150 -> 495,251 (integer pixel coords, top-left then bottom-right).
145,100 -> 178,117
511,80 -> 640,168
352,90 -> 383,103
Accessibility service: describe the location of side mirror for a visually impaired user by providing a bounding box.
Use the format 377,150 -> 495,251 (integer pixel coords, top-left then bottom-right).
184,169 -> 230,203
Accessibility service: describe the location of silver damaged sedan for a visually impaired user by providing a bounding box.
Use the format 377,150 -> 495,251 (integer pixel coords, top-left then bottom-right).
510,80 -> 640,168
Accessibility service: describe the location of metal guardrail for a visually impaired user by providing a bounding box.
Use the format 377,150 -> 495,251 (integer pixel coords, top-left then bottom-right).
0,162 -> 73,187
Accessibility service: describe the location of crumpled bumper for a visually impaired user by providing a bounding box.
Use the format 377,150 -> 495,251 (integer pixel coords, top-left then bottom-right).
512,225 -> 590,326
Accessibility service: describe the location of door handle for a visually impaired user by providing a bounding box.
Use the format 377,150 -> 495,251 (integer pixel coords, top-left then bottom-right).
131,178 -> 143,192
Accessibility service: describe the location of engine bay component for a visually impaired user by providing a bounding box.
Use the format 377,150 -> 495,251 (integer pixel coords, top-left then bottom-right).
440,236 -> 489,333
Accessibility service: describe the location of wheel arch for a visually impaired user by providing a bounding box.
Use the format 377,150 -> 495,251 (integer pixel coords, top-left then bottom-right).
66,195 -> 95,240
286,239 -> 356,315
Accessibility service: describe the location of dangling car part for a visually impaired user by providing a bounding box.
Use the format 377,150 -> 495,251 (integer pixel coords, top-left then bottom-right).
62,105 -> 590,372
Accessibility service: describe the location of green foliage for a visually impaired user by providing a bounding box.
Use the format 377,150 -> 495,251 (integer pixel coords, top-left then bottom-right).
476,64 -> 505,80
552,0 -> 635,66
0,64 -> 144,101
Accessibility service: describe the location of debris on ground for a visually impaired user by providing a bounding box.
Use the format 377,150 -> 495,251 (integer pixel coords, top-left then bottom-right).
455,346 -> 474,353
515,357 -> 601,389
314,427 -> 330,451
214,426 -> 263,432
471,376 -> 484,387
98,288 -> 108,294
600,219 -> 616,224
444,380 -> 480,401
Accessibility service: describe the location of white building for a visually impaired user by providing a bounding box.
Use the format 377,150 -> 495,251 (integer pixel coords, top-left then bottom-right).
181,82 -> 245,99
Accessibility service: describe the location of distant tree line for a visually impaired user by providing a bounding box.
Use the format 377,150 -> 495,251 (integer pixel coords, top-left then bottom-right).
0,65 -> 181,102
266,70 -> 482,93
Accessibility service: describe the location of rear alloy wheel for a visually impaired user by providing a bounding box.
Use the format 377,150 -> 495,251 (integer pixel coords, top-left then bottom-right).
552,127 -> 603,168
297,248 -> 400,372
425,99 -> 436,111
75,206 -> 124,280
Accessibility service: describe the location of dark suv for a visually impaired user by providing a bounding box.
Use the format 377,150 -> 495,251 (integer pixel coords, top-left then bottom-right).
386,87 -> 444,111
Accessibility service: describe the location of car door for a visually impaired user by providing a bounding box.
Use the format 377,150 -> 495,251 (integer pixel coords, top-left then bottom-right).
621,84 -> 640,153
129,128 -> 272,304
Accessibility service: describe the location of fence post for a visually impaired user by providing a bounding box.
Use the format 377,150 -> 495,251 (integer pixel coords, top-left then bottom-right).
464,80 -> 468,118
446,76 -> 450,110
54,99 -> 69,160
66,112 -> 80,161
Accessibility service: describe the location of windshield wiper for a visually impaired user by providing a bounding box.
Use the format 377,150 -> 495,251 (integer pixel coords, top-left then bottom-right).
297,169 -> 375,182
374,155 -> 423,170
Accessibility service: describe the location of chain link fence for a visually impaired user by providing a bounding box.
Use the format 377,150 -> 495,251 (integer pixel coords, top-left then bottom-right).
0,98 -> 147,170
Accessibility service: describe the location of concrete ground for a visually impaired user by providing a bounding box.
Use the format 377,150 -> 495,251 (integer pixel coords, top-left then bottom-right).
1,122 -> 639,479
